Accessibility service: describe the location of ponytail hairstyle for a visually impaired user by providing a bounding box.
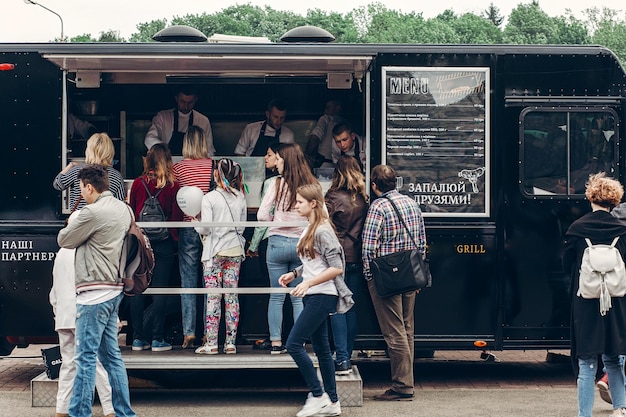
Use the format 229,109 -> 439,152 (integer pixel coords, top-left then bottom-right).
215,158 -> 247,195
296,183 -> 329,259
143,143 -> 176,188
328,155 -> 369,205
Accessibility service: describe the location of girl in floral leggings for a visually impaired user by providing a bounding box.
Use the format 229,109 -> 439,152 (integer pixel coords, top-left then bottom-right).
194,159 -> 247,354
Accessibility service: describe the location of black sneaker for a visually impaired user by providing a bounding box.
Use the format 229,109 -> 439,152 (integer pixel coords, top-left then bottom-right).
335,360 -> 352,376
270,345 -> 287,355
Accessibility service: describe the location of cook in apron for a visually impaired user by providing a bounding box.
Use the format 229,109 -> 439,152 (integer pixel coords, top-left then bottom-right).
168,109 -> 194,156
251,121 -> 280,157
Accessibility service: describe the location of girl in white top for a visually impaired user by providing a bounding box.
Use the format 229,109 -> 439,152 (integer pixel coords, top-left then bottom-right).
279,183 -> 352,417
257,143 -> 319,353
194,159 -> 247,355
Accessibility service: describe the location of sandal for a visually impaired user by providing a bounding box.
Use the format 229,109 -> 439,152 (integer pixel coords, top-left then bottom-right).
195,343 -> 218,355
224,344 -> 237,354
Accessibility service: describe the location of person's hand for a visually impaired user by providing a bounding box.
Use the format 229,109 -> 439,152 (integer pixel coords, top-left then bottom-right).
246,249 -> 258,258
290,281 -> 310,297
278,272 -> 295,287
189,217 -> 199,223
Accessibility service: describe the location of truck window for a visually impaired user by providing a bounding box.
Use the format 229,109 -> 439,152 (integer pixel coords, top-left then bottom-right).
520,109 -> 617,196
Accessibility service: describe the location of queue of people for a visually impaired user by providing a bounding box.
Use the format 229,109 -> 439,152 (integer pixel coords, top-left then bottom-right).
50,91 -> 423,417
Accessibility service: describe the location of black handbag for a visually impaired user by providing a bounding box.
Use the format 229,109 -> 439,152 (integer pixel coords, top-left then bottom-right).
41,345 -> 62,380
370,196 -> 431,297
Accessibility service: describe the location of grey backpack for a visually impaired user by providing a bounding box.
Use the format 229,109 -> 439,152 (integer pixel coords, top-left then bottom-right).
139,179 -> 170,242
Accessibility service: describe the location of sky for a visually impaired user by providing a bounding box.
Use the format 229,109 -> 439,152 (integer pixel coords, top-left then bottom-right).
2,0 -> 625,42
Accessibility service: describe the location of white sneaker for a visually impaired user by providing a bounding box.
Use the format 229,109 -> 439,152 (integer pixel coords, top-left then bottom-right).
296,392 -> 331,417
314,401 -> 341,416
610,409 -> 626,417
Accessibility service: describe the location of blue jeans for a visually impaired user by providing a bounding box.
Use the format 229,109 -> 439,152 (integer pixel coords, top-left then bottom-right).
286,294 -> 339,403
578,354 -> 626,416
266,235 -> 303,342
330,263 -> 360,364
178,227 -> 203,337
70,293 -> 135,417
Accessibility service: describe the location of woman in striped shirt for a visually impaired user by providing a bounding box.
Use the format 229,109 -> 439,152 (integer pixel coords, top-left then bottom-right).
172,126 -> 214,349
53,133 -> 125,209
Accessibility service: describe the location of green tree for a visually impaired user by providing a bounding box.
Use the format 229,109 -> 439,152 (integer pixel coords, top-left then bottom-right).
453,13 -> 502,43
304,9 -> 358,43
97,30 -> 125,42
129,19 -> 167,42
553,13 -> 590,45
503,1 -> 557,44
483,2 -> 504,27
592,20 -> 626,63
352,3 -> 424,43
69,34 -> 96,43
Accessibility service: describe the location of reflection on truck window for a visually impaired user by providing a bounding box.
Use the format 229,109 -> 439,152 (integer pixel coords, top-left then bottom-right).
521,110 -> 617,196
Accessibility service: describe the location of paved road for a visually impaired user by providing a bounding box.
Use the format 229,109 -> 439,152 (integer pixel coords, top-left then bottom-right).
0,344 -> 615,416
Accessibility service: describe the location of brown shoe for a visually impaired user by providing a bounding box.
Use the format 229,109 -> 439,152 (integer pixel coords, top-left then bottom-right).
372,389 -> 414,401
181,335 -> 196,349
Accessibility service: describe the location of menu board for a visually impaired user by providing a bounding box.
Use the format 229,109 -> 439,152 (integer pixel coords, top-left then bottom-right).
382,67 -> 490,217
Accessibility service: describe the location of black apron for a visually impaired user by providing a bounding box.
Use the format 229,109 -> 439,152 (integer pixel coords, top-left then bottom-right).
341,137 -> 363,170
251,121 -> 280,156
168,109 -> 193,155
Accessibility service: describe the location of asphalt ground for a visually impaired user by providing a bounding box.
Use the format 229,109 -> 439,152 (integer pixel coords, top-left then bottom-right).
0,344 -> 616,416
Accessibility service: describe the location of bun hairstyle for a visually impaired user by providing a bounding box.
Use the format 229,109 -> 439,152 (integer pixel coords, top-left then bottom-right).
215,158 -> 247,195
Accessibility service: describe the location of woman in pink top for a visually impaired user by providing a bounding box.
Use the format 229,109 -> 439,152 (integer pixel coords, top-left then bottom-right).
257,143 -> 319,354
172,126 -> 214,349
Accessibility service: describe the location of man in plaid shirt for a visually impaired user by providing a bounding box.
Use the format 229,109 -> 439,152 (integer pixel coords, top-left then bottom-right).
362,164 -> 426,401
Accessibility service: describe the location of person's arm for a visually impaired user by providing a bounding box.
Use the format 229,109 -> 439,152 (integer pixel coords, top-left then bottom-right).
194,193 -> 214,236
361,204 -> 383,280
198,114 -> 216,156
144,111 -> 167,149
69,114 -> 96,139
57,209 -> 96,249
257,179 -> 277,221
285,266 -> 343,297
233,124 -> 253,156
52,164 -> 80,191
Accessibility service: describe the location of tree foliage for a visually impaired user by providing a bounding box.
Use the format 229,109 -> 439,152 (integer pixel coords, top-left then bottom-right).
56,1 -> 626,66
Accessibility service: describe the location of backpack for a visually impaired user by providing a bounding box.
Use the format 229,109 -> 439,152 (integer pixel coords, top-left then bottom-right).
577,236 -> 626,315
139,179 -> 170,242
120,205 -> 155,296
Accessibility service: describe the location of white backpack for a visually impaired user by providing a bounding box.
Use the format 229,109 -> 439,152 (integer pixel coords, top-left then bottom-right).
577,236 -> 626,316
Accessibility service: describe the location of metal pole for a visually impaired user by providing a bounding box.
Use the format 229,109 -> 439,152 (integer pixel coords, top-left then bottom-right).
24,0 -> 64,41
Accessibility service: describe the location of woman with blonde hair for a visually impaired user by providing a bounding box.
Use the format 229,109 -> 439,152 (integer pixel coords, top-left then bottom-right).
564,173 -> 626,417
53,132 -> 125,208
325,155 -> 369,375
279,182 -> 353,417
172,126 -> 214,349
257,143 -> 319,354
128,143 -> 183,352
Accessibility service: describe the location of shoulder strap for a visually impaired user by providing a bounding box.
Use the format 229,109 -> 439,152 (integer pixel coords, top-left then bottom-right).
611,236 -> 620,247
585,238 -> 593,248
384,195 -> 420,251
141,178 -> 164,199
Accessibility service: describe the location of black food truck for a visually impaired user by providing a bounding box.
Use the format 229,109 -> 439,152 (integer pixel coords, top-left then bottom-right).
1,26 -> 625,357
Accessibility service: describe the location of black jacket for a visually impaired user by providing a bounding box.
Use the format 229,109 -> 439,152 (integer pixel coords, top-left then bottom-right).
564,209 -> 626,357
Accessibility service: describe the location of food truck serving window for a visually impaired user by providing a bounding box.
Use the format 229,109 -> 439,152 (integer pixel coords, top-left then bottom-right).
382,66 -> 490,218
520,108 -> 618,197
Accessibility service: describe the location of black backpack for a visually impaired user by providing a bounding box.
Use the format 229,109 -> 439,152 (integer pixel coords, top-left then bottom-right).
139,179 -> 170,242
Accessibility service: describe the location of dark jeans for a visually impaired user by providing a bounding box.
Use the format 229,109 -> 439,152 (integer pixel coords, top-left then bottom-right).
130,238 -> 175,342
286,294 -> 339,403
